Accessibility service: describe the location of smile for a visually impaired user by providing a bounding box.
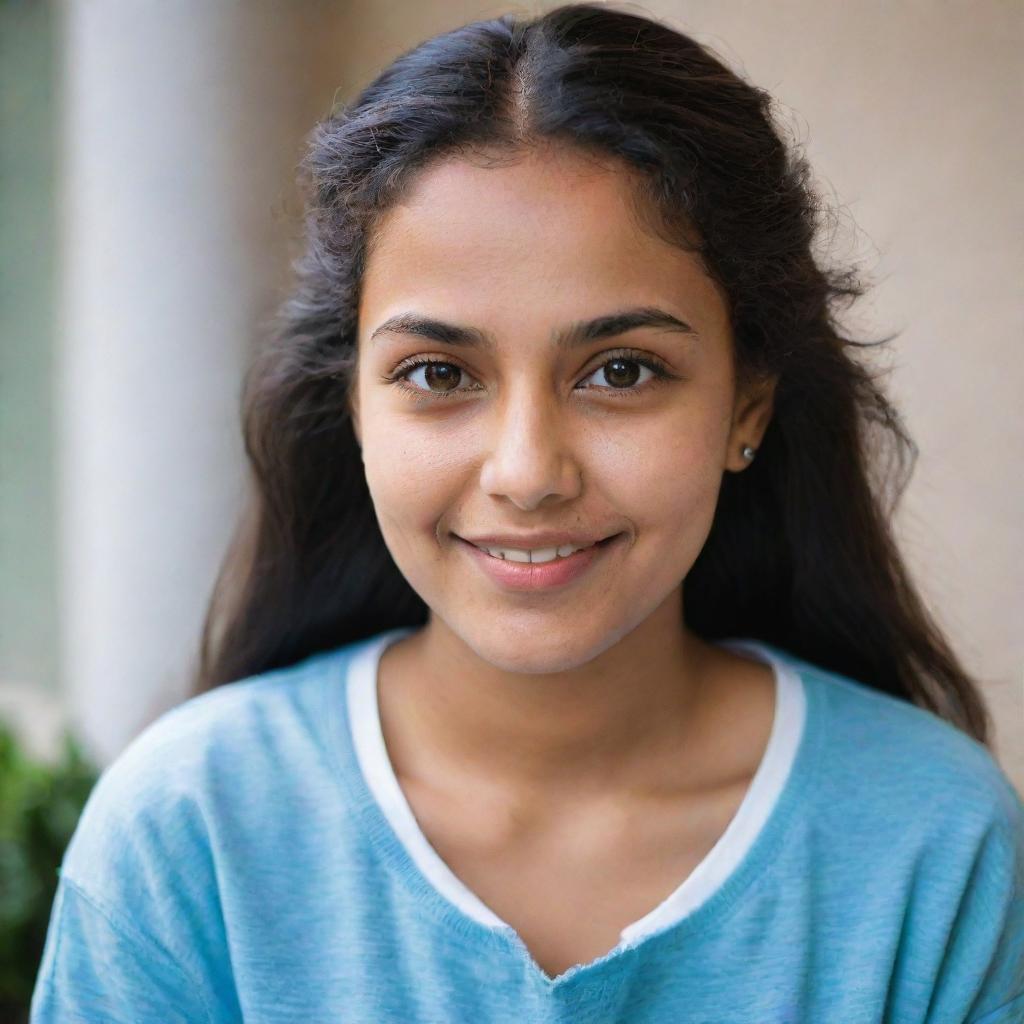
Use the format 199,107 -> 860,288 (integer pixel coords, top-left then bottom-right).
469,540 -> 595,563
455,533 -> 624,592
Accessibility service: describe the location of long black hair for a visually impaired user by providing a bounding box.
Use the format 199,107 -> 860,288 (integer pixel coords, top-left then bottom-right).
191,2 -> 993,746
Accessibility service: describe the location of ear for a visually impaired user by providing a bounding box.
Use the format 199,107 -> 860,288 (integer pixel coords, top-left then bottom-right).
725,372 -> 777,472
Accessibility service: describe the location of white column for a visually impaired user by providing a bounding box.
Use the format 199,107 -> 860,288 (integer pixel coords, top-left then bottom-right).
58,1 -> 330,765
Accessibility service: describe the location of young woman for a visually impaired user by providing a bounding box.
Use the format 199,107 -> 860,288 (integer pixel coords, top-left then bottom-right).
32,4 -> 1022,1022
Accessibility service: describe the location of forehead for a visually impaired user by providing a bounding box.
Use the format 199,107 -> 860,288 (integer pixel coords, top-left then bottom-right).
358,146 -> 729,342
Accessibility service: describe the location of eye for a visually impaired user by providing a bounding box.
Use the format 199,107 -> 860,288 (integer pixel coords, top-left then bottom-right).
576,353 -> 671,395
383,349 -> 678,402
386,358 -> 481,400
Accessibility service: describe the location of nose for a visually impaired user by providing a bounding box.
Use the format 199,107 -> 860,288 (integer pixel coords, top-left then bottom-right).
477,383 -> 582,512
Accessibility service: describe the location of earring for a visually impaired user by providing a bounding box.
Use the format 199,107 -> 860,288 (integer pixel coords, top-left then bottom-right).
741,445 -> 756,462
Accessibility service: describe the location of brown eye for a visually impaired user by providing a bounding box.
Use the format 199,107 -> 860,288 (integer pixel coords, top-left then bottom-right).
418,362 -> 462,393
394,359 -> 477,397
388,350 -> 673,403
602,358 -> 641,388
578,355 -> 661,393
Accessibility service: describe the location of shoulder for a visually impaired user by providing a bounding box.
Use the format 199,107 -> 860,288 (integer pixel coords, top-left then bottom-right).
770,645 -> 1024,1013
772,645 -> 1023,871
39,638 -> 373,1002
59,642 -> 358,896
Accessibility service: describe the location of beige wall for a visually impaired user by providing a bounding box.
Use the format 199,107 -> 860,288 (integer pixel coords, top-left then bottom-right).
322,0 -> 1023,789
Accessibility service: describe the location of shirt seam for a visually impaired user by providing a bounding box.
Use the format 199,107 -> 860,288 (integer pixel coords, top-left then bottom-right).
54,874 -> 214,1024
969,989 -> 1024,1024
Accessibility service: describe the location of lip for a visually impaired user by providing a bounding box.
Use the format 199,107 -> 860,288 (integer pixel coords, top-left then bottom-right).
455,532 -> 625,592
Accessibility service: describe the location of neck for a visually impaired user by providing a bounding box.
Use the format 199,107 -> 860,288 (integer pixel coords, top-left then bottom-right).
376,593 -> 721,806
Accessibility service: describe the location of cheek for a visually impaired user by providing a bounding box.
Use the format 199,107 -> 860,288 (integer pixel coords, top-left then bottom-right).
360,411 -> 464,547
592,409 -> 728,596
601,407 -> 728,531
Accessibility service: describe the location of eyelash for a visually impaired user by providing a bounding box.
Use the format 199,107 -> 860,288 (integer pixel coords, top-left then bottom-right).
381,349 -> 680,402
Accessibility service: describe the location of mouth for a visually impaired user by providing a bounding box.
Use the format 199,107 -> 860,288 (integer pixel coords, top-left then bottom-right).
454,532 -> 626,592
454,532 -> 622,558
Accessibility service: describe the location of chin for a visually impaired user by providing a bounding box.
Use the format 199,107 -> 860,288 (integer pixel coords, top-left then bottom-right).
450,610 -> 629,676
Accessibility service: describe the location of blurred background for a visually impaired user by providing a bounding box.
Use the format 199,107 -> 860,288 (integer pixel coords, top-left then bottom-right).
0,3 -> 1021,1003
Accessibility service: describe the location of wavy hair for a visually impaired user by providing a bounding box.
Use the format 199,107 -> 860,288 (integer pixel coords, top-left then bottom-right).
192,2 -> 992,746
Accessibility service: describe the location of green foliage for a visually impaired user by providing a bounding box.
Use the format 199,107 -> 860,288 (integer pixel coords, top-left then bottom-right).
0,720 -> 98,1022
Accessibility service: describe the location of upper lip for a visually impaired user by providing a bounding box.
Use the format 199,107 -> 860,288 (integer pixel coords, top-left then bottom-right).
456,531 -> 620,550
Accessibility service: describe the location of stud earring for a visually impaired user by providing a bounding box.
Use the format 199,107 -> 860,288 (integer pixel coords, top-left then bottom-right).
741,445 -> 756,462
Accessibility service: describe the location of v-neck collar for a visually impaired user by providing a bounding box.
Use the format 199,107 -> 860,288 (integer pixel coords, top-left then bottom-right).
327,625 -> 814,988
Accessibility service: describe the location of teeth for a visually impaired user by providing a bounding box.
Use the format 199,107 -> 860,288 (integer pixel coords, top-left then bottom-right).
528,547 -> 559,564
481,542 -> 591,563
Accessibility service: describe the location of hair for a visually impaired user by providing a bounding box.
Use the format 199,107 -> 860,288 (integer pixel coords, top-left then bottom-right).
191,1 -> 993,747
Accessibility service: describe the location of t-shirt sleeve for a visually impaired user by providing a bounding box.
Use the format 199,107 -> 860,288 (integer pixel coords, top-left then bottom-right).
26,697 -> 240,1023
962,890 -> 1024,1023
952,775 -> 1024,1024
30,874 -> 213,1023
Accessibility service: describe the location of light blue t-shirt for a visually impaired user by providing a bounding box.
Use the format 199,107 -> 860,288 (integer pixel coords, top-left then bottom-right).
30,627 -> 1024,1023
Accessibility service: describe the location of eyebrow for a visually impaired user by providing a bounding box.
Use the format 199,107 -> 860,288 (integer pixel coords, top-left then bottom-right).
369,306 -> 698,350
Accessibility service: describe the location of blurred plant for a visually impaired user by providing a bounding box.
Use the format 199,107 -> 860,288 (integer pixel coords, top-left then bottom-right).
0,720 -> 98,1023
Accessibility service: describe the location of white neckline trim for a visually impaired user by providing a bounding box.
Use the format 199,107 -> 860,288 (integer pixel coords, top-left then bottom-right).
346,627 -> 806,947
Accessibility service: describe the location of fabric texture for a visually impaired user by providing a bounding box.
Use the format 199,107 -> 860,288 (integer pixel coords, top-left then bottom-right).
30,627 -> 1024,1023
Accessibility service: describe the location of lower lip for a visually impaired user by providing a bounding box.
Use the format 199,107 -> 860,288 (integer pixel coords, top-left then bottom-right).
455,533 -> 624,592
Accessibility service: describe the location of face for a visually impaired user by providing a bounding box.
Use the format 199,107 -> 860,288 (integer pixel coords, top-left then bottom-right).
352,145 -> 774,674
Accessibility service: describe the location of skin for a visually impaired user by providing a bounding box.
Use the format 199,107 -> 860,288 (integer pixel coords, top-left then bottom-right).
349,143 -> 779,978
